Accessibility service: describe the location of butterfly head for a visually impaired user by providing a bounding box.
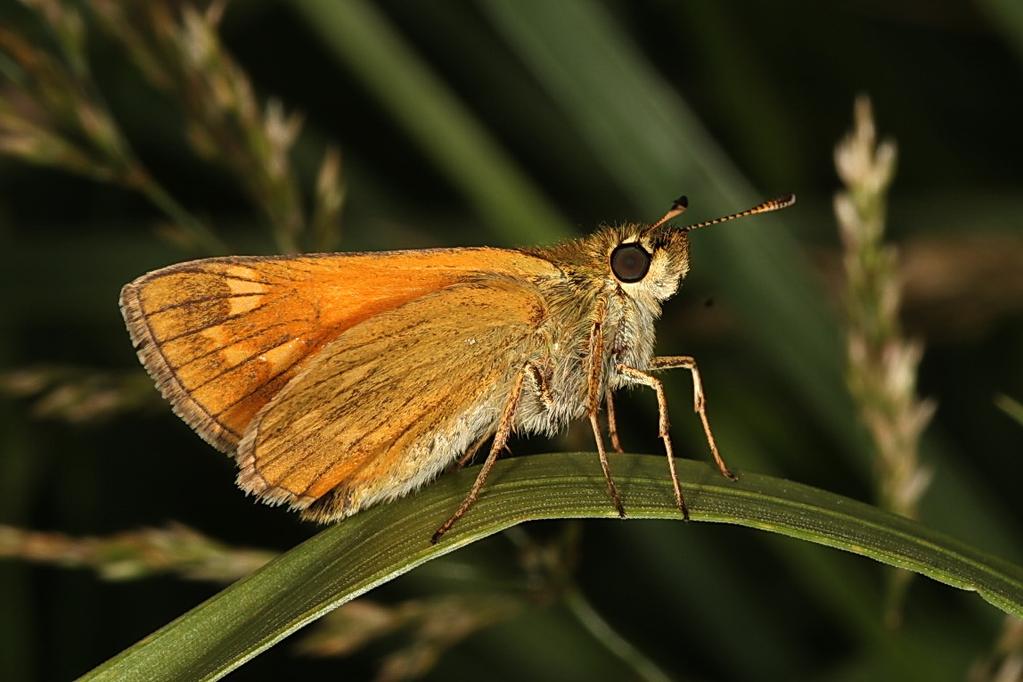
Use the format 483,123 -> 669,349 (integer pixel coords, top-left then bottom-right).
601,193 -> 796,305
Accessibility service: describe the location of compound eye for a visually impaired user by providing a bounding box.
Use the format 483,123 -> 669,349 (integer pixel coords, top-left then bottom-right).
610,243 -> 651,283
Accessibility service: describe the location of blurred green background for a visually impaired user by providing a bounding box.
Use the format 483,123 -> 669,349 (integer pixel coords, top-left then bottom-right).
1,1 -> 1022,680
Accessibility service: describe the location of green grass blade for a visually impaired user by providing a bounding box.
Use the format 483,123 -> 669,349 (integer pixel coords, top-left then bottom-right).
478,0 -> 858,458
996,394 -> 1023,426
290,0 -> 569,244
478,0 -> 1023,611
979,0 -> 1023,65
83,454 -> 1023,681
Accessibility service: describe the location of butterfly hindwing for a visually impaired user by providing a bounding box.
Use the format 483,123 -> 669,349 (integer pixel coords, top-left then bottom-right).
234,278 -> 548,521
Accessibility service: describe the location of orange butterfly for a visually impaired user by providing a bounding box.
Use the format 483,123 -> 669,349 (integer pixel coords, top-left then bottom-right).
121,194 -> 794,541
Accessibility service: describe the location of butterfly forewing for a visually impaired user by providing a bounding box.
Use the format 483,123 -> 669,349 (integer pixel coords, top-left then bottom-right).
234,278 -> 548,521
120,249 -> 557,453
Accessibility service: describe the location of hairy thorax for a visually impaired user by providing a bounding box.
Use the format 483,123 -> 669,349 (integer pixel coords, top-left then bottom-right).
513,278 -> 663,437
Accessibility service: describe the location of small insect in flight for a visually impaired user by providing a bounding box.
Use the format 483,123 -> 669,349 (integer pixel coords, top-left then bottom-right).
120,193 -> 795,542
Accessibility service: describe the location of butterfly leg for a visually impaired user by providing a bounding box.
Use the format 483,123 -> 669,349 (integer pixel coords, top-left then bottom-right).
526,361 -> 555,410
617,365 -> 689,520
456,360 -> 551,471
433,370 -> 526,544
605,388 -> 624,453
587,299 -> 625,517
648,355 -> 736,480
454,432 -> 490,469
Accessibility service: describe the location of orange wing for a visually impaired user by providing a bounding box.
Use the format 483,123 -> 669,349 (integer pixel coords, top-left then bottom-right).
234,279 -> 547,521
120,248 -> 557,452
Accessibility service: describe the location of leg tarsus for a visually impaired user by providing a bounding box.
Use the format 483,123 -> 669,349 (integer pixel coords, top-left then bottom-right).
591,413 -> 625,517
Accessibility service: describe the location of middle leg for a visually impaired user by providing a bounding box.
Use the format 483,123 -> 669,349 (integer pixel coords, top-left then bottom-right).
617,365 -> 689,520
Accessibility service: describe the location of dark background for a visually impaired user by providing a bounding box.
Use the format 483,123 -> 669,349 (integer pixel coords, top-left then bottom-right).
1,1 -> 1022,680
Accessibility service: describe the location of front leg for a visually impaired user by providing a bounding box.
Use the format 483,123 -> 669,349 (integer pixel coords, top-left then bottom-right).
587,297 -> 625,517
648,355 -> 736,480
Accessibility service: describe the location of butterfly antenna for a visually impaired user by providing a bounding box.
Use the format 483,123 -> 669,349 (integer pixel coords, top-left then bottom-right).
679,194 -> 796,232
649,195 -> 689,230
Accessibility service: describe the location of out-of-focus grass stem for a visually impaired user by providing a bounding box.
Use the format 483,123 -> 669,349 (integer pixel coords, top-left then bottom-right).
835,96 -> 935,627
562,586 -> 674,682
995,394 -> 1023,427
0,523 -> 272,582
2,0 -> 225,254
133,172 -> 228,254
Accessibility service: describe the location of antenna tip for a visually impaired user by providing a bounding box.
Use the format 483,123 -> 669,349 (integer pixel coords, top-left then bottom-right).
778,193 -> 796,207
673,195 -> 688,210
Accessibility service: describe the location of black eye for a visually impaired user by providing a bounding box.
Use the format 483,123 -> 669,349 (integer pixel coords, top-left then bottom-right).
610,243 -> 651,283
